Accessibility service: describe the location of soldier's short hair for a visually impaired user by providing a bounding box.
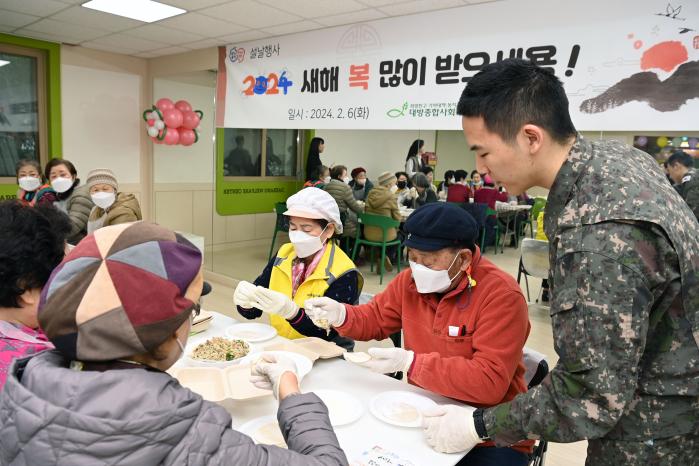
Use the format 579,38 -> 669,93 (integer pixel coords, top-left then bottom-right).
667,151 -> 693,168
457,58 -> 577,145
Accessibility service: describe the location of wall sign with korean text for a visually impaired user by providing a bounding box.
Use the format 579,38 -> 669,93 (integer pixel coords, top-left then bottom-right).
217,0 -> 699,131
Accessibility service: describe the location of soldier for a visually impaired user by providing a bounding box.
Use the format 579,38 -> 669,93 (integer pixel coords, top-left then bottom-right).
666,150 -> 699,220
421,58 -> 699,465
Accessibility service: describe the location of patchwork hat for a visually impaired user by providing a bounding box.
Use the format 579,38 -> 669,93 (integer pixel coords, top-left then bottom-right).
39,222 -> 205,362
377,171 -> 397,187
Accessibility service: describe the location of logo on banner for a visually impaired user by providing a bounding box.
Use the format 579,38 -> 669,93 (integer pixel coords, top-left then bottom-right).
386,101 -> 408,118
229,47 -> 245,63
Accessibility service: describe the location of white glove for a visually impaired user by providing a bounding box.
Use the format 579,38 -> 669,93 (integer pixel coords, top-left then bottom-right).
422,405 -> 480,454
354,347 -> 414,374
304,297 -> 347,328
233,281 -> 257,309
250,352 -> 298,399
252,287 -> 299,319
409,187 -> 418,199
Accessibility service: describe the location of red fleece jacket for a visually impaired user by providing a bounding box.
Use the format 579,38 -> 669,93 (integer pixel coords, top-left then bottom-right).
337,248 -> 533,453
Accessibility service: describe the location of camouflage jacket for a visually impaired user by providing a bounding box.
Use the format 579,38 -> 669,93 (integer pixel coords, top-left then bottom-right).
484,136 -> 699,444
675,167 -> 699,221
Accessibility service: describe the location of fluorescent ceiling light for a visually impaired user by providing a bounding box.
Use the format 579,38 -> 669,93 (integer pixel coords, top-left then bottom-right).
82,0 -> 186,23
0,60 -> 10,67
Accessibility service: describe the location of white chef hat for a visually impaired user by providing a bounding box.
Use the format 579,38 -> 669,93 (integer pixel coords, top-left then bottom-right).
284,187 -> 343,234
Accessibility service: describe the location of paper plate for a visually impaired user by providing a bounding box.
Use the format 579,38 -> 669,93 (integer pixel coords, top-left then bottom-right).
312,389 -> 364,427
238,350 -> 314,382
369,391 -> 437,428
238,415 -> 287,448
225,323 -> 278,342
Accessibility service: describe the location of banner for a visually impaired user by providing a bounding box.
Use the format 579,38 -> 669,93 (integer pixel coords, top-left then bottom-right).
219,0 -> 699,131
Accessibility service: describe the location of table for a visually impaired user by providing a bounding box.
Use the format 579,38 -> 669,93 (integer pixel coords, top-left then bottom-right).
178,312 -> 465,465
399,207 -> 415,222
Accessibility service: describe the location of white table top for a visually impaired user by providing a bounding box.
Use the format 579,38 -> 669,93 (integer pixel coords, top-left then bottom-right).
495,201 -> 532,212
178,311 -> 464,465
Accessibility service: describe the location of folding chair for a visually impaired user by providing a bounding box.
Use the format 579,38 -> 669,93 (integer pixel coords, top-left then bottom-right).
523,347 -> 550,466
517,239 -> 550,303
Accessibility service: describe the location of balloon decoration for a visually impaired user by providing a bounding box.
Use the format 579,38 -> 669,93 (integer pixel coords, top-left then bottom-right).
656,136 -> 668,148
143,98 -> 203,146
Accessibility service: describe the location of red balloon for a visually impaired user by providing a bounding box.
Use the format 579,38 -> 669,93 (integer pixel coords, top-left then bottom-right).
162,108 -> 183,129
179,128 -> 196,146
175,100 -> 192,113
181,111 -> 201,130
147,118 -> 156,127
163,127 -> 180,145
156,98 -> 174,111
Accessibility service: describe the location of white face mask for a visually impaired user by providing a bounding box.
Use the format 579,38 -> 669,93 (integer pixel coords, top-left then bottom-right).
448,177 -> 455,184
289,225 -> 327,258
91,191 -> 116,209
51,176 -> 73,193
343,176 -> 351,184
176,337 -> 186,361
409,252 -> 462,294
324,176 -> 331,184
18,176 -> 41,192
389,184 -> 398,193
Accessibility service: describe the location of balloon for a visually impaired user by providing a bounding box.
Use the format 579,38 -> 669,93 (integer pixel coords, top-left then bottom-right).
179,128 -> 196,146
162,108 -> 183,128
147,126 -> 159,137
147,118 -> 156,127
656,136 -> 668,148
688,138 -> 698,149
175,100 -> 192,113
635,136 -> 647,146
672,137 -> 682,147
156,98 -> 174,111
163,127 -> 180,145
181,111 -> 201,130
155,120 -> 165,130
150,111 -> 160,120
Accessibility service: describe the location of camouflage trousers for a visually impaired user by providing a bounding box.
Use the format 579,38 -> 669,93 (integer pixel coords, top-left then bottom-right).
586,432 -> 699,466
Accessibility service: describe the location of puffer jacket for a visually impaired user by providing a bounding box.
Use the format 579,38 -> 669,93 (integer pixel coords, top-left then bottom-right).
323,179 -> 363,238
87,192 -> 143,234
364,185 -> 401,242
54,182 -> 93,244
0,352 -> 348,466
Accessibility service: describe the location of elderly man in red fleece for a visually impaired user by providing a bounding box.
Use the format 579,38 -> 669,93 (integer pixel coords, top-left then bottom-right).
306,202 -> 533,466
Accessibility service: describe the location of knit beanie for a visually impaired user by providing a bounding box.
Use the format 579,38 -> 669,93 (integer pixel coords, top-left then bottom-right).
86,168 -> 118,192
378,171 -> 397,187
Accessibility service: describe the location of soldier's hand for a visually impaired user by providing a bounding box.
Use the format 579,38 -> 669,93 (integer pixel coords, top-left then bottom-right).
422,405 -> 480,454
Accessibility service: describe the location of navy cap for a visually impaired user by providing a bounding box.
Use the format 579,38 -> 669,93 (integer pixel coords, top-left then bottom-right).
404,203 -> 478,251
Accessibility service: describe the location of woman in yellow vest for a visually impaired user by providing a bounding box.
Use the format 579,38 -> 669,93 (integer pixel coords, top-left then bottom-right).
234,187 -> 362,350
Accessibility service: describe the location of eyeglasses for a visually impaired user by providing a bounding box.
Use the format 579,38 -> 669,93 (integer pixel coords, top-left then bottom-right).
191,302 -> 201,320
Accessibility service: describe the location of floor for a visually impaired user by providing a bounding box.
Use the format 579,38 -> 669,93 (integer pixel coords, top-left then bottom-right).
202,236 -> 588,466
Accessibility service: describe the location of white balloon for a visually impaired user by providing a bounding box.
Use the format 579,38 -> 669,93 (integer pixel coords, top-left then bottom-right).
151,111 -> 160,120
147,127 -> 159,137
155,120 -> 165,130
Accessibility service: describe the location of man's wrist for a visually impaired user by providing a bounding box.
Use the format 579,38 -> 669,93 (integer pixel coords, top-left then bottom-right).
278,372 -> 300,400
473,408 -> 490,441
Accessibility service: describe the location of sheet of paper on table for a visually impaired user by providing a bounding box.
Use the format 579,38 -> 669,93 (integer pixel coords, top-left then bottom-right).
350,445 -> 418,466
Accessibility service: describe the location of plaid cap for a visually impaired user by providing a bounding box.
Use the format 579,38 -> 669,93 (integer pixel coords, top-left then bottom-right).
39,222 -> 204,362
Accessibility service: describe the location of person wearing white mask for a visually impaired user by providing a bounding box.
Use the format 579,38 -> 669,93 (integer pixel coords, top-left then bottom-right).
234,187 -> 362,350
44,158 -> 93,244
305,202 -> 534,465
15,159 -> 56,207
85,168 -> 142,234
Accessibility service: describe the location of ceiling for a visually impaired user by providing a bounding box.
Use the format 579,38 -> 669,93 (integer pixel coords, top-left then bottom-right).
0,0 -> 500,58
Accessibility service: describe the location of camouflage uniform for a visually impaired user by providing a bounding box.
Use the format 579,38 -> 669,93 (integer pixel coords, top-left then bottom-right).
481,136 -> 699,465
674,167 -> 699,221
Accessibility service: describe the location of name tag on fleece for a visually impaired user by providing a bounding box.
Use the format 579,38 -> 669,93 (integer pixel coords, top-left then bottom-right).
448,326 -> 460,337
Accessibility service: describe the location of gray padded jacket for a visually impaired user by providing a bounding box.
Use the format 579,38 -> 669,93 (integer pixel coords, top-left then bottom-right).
0,351 -> 348,466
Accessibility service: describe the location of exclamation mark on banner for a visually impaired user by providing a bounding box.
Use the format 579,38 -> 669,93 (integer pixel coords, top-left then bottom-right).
565,45 -> 581,77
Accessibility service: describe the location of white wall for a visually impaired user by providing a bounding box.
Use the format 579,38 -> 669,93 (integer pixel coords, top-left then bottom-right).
434,130 -> 475,180
152,79 -> 216,184
314,129 -> 436,180
61,64 -> 141,184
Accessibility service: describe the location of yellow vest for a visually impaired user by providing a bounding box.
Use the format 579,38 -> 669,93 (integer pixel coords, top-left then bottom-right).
268,242 -> 363,339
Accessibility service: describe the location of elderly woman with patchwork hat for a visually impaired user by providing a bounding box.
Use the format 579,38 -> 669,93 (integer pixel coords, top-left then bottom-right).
306,202 -> 533,466
234,187 -> 362,351
86,168 -> 142,234
0,222 -> 348,465
363,171 -> 402,271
